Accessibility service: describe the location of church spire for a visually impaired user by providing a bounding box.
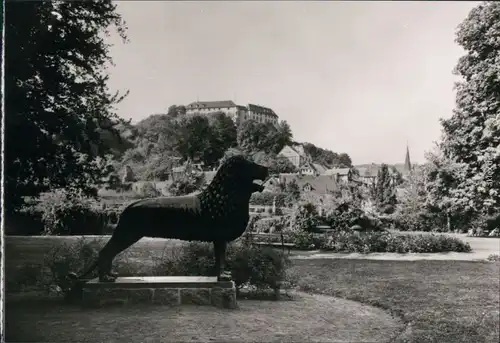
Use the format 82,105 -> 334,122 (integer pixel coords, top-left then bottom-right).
404,143 -> 412,173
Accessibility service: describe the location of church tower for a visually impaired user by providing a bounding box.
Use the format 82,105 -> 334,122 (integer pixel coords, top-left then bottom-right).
404,144 -> 412,174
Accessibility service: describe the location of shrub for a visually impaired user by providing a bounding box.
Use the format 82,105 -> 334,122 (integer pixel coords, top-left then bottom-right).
290,202 -> 322,232
253,217 -> 283,233
250,192 -> 287,207
390,207 -> 444,232
152,242 -> 215,277
4,210 -> 45,235
30,238 -> 293,298
35,237 -> 137,295
324,201 -> 387,233
152,241 -> 292,293
470,212 -> 500,234
487,254 -> 500,262
168,173 -> 205,196
324,201 -> 363,231
290,230 -> 326,250
21,190 -> 111,235
137,181 -> 162,198
320,231 -> 471,253
229,244 -> 290,292
6,263 -> 45,292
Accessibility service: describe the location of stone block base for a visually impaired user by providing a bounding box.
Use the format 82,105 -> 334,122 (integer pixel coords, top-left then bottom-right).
80,276 -> 237,309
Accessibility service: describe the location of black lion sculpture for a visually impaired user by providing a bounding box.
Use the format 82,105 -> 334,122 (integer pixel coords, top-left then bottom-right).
70,155 -> 269,283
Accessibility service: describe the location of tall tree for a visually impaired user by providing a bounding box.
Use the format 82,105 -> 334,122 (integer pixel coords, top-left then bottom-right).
236,118 -> 296,155
338,153 -> 353,168
236,120 -> 267,153
437,1 -> 500,216
424,149 -> 471,231
275,120 -> 293,152
210,112 -> 238,154
371,164 -> 397,214
175,115 -> 213,164
5,1 -> 128,213
167,104 -> 186,118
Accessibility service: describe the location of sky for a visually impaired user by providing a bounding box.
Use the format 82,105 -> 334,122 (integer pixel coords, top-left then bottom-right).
105,1 -> 479,165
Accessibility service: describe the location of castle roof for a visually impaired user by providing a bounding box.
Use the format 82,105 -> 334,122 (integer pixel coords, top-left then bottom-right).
186,100 -> 237,109
247,104 -> 278,117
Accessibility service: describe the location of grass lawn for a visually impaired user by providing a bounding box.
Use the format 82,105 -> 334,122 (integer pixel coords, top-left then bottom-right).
5,236 -> 500,342
291,259 -> 500,343
6,291 -> 402,342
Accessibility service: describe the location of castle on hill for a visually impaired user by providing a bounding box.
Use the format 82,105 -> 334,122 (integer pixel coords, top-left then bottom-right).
185,100 -> 279,126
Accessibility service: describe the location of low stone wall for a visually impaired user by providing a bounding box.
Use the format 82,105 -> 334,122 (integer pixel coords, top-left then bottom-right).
79,276 -> 237,309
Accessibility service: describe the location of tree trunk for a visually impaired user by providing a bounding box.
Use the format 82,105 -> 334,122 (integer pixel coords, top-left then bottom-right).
446,212 -> 452,232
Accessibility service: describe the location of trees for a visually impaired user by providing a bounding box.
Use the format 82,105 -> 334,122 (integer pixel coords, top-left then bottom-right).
338,153 -> 353,168
370,164 -> 397,214
431,2 -> 500,220
424,149 -> 472,231
302,143 -> 352,168
236,119 -> 293,155
251,152 -> 298,175
236,120 -> 270,153
168,173 -> 206,196
275,120 -> 293,151
274,156 -> 298,174
4,1 -> 128,213
175,113 -> 236,168
175,115 -> 213,164
394,165 -> 441,231
167,104 -> 186,118
210,112 -> 238,158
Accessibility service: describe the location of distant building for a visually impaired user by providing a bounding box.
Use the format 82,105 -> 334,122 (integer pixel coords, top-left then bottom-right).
299,161 -> 328,176
185,100 -> 279,126
278,144 -> 311,169
323,167 -> 354,183
278,174 -> 339,195
403,144 -> 413,176
244,104 -> 279,126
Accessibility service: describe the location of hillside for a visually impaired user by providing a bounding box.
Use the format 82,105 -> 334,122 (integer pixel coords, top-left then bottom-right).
103,110 -> 353,180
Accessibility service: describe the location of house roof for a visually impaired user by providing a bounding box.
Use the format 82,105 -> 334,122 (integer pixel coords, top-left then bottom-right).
355,164 -> 379,177
279,174 -> 339,194
186,100 -> 237,109
292,144 -> 308,157
299,161 -> 325,174
247,104 -> 278,117
312,163 -> 327,174
354,164 -> 403,178
262,176 -> 281,192
324,167 -> 351,176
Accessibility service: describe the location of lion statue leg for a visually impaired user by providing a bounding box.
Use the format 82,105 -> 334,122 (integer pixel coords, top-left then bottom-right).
214,240 -> 231,281
97,231 -> 142,282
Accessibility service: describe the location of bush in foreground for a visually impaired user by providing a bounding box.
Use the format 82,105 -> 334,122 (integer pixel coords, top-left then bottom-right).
152,241 -> 293,293
20,190 -> 118,235
9,238 -> 294,298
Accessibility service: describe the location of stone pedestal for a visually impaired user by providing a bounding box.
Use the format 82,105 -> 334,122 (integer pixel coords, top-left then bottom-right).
80,276 -> 237,309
